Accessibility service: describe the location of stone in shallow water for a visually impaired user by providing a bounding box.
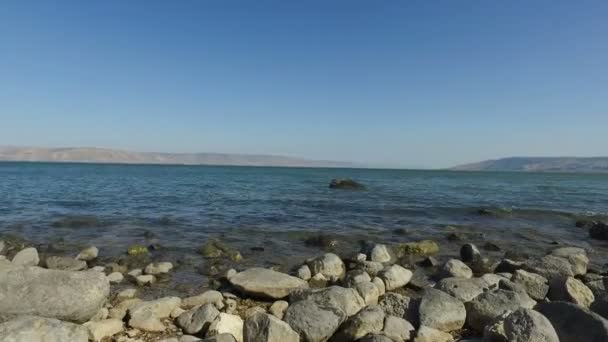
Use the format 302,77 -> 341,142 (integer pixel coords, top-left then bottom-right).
144,262 -> 173,275
229,268 -> 309,299
307,253 -> 346,282
0,266 -> 109,323
369,244 -> 392,263
460,243 -> 482,263
394,240 -> 439,257
0,316 -> 88,342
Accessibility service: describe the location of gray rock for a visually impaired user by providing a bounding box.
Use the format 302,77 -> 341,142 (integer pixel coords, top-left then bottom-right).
372,277 -> 386,296
379,292 -> 418,323
436,277 -> 490,302
502,308 -> 559,342
355,281 -> 380,305
343,269 -> 372,287
309,272 -> 329,288
290,286 -> 365,317
297,265 -> 312,280
548,276 -> 595,308
495,259 -> 524,274
83,319 -> 124,341
379,265 -> 413,291
284,299 -> 346,342
439,259 -> 473,279
45,256 -> 87,271
461,243 -> 482,263
550,247 -> 588,275
382,315 -> 415,342
182,290 -> 225,309
370,244 -> 392,263
0,266 -> 109,323
229,268 -> 309,299
362,261 -> 385,277
465,289 -> 536,332
0,316 -> 88,342
307,253 -> 346,282
107,271 -> 124,283
129,297 -> 182,332
76,246 -> 98,261
358,335 -> 394,342
0,240 -> 5,255
512,269 -> 549,301
11,247 -> 39,266
177,303 -> 220,335
144,262 -> 173,275
243,312 -> 299,342
483,312 -> 509,342
207,313 -> 244,342
419,288 -> 466,332
331,305 -> 385,342
523,255 -> 574,280
536,301 -> 608,342
269,300 -> 288,319
200,334 -> 236,342
413,325 -> 454,342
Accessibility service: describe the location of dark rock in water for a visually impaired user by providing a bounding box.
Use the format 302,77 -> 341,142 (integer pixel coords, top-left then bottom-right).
536,301 -> 608,342
394,240 -> 440,257
158,216 -> 172,225
51,215 -> 103,228
477,208 -> 494,216
576,218 -> 598,228
304,234 -> 340,249
393,228 -> 408,235
483,242 -> 501,252
590,222 -> 608,240
250,246 -> 264,252
329,178 -> 365,190
460,244 -> 482,263
199,240 -> 242,262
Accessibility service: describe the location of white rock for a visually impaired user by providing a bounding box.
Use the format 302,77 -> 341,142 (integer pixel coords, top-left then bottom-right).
297,265 -> 312,280
77,246 -> 99,261
439,259 -> 473,279
0,316 -> 88,342
382,315 -> 415,342
135,274 -> 155,286
356,253 -> 367,262
107,272 -> 124,283
307,253 -> 346,282
372,277 -> 386,296
83,319 -> 124,341
269,300 -> 289,320
11,247 -> 39,266
207,313 -> 244,342
370,244 -> 392,263
379,265 -> 413,291
144,262 -> 173,275
128,297 -> 182,332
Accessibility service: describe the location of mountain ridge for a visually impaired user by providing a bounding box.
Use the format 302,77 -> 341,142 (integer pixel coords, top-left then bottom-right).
0,146 -> 354,168
451,156 -> 608,173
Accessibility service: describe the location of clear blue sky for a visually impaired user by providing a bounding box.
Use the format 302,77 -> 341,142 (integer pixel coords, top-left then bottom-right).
1,1 -> 607,168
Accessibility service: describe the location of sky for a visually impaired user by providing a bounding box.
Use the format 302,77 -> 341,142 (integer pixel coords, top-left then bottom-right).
1,1 -> 607,168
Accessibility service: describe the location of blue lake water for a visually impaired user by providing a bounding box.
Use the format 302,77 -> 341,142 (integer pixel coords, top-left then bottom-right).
1,162 -> 607,279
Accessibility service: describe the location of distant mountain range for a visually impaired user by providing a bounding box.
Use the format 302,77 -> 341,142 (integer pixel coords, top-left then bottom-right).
0,146 -> 353,168
451,157 -> 608,173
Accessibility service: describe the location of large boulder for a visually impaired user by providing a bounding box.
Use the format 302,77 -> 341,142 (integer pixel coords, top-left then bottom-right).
418,288 -> 466,332
307,253 -> 346,282
512,269 -> 549,301
0,265 -> 109,323
465,289 -> 536,332
536,301 -> 608,342
177,303 -> 220,335
229,268 -> 308,299
502,308 -> 559,342
284,299 -> 346,342
289,286 -> 365,317
0,316 -> 88,342
548,276 -> 595,308
378,265 -> 413,291
331,305 -> 385,342
243,312 -> 299,342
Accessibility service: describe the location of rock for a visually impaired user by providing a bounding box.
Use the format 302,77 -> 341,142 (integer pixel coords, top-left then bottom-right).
128,268 -> 142,277
244,306 -> 266,318
356,253 -> 367,261
144,262 -> 173,275
309,273 -> 329,288
225,299 -> 237,314
495,259 -> 524,274
465,289 -> 536,332
502,308 -> 559,342
90,307 -> 109,321
200,334 -> 237,342
382,315 -> 415,342
0,240 -> 5,255
361,261 -> 384,277
269,300 -> 288,319
549,276 -> 595,307
436,277 -> 490,302
304,234 -> 340,249
524,255 -> 574,280
171,307 -> 186,318
182,290 -> 225,309
438,259 -> 473,279
90,266 -> 105,272
229,268 -> 309,299
460,243 -> 482,263
394,240 -> 439,257
45,256 -> 87,271
307,253 -> 346,282
284,299 -> 346,342
329,178 -> 365,190
226,269 -> 237,279
590,221 -> 608,240
108,298 -> 142,320
177,303 -> 220,335
127,245 -> 148,256
358,335 -> 394,342
482,312 -> 508,342
135,274 -> 155,286
83,319 -> 124,341
344,269 -> 372,287
243,312 -> 299,342
128,297 -> 182,332
549,247 -> 589,276
420,256 -> 439,267
372,277 -> 385,296
117,288 -> 138,300
378,264 -> 413,291
11,247 -> 39,266
107,272 -> 124,283
413,326 -> 454,342
418,288 -> 466,332
207,313 -> 244,342
297,265 -> 312,280
0,316 -> 88,342
370,244 -> 392,263
510,269 -> 548,301
379,292 -> 418,323
536,301 -> 608,342
355,281 -> 380,305
331,305 -> 385,341
76,246 -> 99,261
0,266 -> 109,323
289,286 -> 365,317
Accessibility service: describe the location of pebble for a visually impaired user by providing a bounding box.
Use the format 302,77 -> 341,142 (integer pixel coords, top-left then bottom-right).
439,259 -> 473,279
370,244 -> 392,263
107,272 -> 124,283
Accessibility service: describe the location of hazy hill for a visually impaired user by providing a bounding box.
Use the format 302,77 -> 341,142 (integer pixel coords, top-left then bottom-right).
451,157 -> 608,173
0,146 -> 353,168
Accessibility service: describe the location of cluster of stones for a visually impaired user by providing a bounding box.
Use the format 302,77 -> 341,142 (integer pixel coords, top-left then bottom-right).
2,237 -> 608,342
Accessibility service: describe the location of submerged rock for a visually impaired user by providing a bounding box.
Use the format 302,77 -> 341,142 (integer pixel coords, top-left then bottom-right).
589,222 -> 608,240
229,268 -> 309,299
127,245 -> 149,256
394,240 -> 439,257
328,178 -> 365,190
200,240 -> 242,261
0,316 -> 88,342
0,266 -> 109,323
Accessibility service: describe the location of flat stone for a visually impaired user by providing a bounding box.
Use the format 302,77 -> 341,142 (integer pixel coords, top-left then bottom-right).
465,289 -> 536,332
229,268 -> 309,299
144,262 -> 173,275
379,264 -> 413,291
419,288 -> 466,332
177,303 -> 220,335
549,276 -> 595,308
45,256 -> 87,271
128,297 -> 182,332
439,259 -> 473,279
331,305 -> 385,342
355,281 -> 380,305
207,313 -> 244,342
0,266 -> 110,323
289,286 -> 365,317
243,312 -> 298,342
536,301 -> 608,342
382,315 -> 415,342
135,274 -> 155,286
11,247 -> 39,266
283,299 -> 346,342
503,308 -> 559,342
307,253 -> 346,282
83,319 -> 124,342
413,326 -> 454,342
512,269 -> 549,301
76,246 -> 99,261
436,277 -> 490,302
182,290 -> 225,309
0,316 -> 88,342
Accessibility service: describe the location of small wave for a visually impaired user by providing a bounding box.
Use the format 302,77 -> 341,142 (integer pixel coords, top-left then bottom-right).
51,215 -> 107,228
